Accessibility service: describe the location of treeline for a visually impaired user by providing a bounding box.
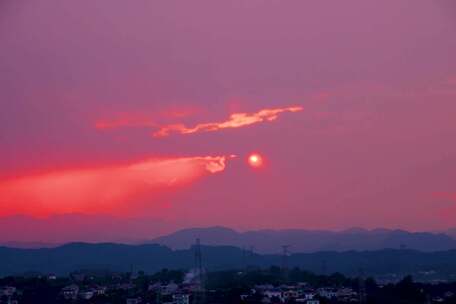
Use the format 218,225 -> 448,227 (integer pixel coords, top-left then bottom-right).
3,268 -> 456,304
206,266 -> 357,289
2,243 -> 456,277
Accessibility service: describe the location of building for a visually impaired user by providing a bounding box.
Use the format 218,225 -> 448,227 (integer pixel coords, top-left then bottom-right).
148,282 -> 161,291
93,286 -> 107,295
161,282 -> 179,295
173,293 -> 190,304
283,289 -> 299,299
296,300 -> 319,304
264,289 -> 284,302
317,288 -> 337,299
0,286 -> 17,297
126,298 -> 142,304
118,283 -> 135,290
300,292 -> 315,300
62,284 -> 79,300
79,290 -> 95,300
336,287 -> 358,301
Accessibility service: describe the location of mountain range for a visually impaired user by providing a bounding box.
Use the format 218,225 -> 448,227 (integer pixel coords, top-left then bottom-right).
2,222 -> 456,277
1,215 -> 456,253
150,226 -> 456,254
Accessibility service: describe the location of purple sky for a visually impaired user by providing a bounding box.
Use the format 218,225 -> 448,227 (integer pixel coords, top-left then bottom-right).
1,0 -> 456,237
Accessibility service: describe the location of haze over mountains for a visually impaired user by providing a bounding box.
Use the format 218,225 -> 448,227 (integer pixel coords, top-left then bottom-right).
1,215 -> 456,252
0,214 -> 176,246
151,226 -> 456,254
2,215 -> 456,277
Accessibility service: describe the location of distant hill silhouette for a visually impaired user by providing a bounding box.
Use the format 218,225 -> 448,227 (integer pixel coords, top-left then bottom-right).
1,214 -> 456,253
0,214 -> 175,246
446,228 -> 456,240
150,226 -> 456,253
1,243 -> 456,277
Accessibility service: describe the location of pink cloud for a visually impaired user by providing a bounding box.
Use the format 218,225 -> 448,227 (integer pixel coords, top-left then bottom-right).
0,155 -> 232,217
153,106 -> 303,137
95,106 -> 201,130
95,117 -> 156,130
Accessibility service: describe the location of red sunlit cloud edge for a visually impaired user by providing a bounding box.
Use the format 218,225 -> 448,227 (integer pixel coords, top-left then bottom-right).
153,105 -> 303,137
0,155 -> 233,217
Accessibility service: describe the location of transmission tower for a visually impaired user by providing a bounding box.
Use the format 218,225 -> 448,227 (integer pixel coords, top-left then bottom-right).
358,268 -> 366,304
321,260 -> 327,275
281,245 -> 291,282
195,238 -> 203,282
193,238 -> 205,304
248,245 -> 256,269
156,289 -> 162,304
242,246 -> 247,270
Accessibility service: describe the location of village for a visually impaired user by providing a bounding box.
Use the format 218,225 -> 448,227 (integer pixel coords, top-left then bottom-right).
2,267 -> 456,304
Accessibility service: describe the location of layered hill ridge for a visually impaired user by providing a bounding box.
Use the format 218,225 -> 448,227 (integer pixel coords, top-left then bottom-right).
150,226 -> 456,253
2,243 -> 456,277
1,215 -> 456,253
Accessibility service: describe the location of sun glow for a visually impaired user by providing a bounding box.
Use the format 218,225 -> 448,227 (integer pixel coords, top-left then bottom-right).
248,153 -> 263,168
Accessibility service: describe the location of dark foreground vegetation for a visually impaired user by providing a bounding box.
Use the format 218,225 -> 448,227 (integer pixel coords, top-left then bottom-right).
1,267 -> 456,304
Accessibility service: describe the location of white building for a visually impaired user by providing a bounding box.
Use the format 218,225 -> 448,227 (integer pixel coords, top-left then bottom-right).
318,288 -> 337,299
94,286 -> 107,295
301,292 -> 315,300
161,282 -> 179,295
173,294 -> 190,304
62,284 -> 79,300
126,298 -> 142,304
79,290 -> 95,300
0,286 -> 16,296
264,290 -> 284,302
337,287 -> 356,297
283,289 -> 299,299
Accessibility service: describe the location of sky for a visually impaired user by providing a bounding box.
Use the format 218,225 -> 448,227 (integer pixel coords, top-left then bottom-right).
1,0 -> 456,241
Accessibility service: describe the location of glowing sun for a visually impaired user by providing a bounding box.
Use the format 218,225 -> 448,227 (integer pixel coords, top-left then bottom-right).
248,153 -> 263,168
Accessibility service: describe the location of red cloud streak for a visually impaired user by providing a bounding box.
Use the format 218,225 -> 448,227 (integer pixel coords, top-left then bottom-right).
95,106 -> 200,130
95,118 -> 156,130
153,106 -> 303,137
433,192 -> 456,201
0,155 -> 231,217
